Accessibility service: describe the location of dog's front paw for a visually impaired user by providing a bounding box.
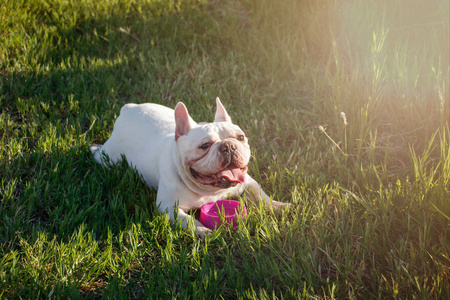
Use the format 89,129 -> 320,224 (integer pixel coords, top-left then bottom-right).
270,200 -> 294,211
281,202 -> 294,210
196,225 -> 212,240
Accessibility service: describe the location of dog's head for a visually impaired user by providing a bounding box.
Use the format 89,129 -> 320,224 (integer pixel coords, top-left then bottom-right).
174,98 -> 250,191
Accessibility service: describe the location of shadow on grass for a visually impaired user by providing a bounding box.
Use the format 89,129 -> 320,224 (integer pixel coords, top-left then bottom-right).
0,146 -> 156,246
0,0 -> 223,121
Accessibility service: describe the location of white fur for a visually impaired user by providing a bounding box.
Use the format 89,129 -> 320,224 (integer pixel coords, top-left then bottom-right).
91,98 -> 289,238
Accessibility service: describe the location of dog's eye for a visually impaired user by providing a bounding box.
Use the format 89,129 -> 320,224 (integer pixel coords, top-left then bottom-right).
200,143 -> 210,150
237,135 -> 245,142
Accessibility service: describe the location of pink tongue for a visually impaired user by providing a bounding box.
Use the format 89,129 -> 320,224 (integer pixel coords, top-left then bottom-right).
217,166 -> 246,183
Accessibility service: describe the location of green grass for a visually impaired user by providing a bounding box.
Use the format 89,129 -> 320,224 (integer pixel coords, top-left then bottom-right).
1,0 -> 449,298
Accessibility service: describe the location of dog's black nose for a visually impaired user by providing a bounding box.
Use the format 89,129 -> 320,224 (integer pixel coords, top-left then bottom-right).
221,143 -> 230,153
220,142 -> 236,153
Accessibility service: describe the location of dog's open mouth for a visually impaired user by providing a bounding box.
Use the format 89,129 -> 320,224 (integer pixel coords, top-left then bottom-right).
190,165 -> 247,188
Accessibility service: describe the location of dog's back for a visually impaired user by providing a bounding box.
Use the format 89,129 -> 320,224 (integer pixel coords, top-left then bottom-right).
90,103 -> 177,185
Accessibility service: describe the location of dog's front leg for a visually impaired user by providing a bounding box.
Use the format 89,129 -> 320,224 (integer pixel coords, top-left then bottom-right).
157,191 -> 211,239
245,176 -> 291,210
175,208 -> 211,239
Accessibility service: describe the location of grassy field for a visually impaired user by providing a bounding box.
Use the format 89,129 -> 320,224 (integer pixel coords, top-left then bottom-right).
1,0 -> 449,298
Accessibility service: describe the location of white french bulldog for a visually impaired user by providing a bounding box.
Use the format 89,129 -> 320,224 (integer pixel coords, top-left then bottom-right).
90,98 -> 289,238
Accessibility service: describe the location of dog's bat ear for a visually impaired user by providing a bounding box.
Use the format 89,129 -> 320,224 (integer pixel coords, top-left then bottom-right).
174,102 -> 193,141
214,97 -> 232,123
